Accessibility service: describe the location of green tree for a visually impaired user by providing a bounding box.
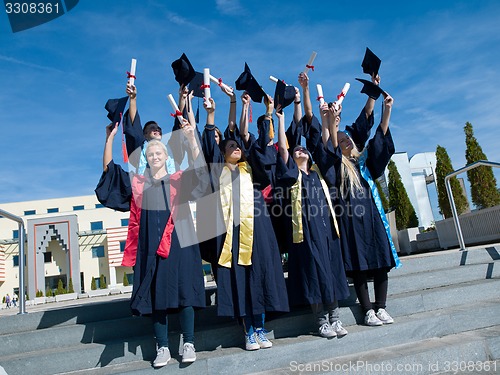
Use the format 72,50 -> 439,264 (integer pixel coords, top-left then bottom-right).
56,279 -> 66,295
375,178 -> 390,213
46,287 -> 53,297
99,274 -> 107,289
91,277 -> 97,290
464,122 -> 500,208
67,278 -> 75,293
122,273 -> 129,287
435,145 -> 469,218
387,160 -> 419,230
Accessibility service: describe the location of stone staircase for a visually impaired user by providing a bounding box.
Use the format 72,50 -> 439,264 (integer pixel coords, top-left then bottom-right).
1,245 -> 499,374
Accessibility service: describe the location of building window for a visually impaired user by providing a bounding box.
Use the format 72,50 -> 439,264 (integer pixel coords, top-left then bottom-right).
47,208 -> 59,213
95,203 -> 104,208
73,205 -> 84,211
121,218 -> 129,227
92,246 -> 105,258
13,255 -> 19,267
120,241 -> 126,252
90,221 -> 103,231
13,230 -> 18,239
44,252 -> 52,263
24,210 -> 36,216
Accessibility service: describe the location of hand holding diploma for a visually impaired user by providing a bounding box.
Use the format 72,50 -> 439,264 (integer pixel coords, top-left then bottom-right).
303,51 -> 317,74
167,94 -> 184,123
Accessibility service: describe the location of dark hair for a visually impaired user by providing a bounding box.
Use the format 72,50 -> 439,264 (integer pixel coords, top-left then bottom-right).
143,121 -> 159,135
220,138 -> 246,162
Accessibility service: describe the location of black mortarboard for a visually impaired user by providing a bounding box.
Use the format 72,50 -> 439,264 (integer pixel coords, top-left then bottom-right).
105,96 -> 129,124
273,79 -> 296,113
171,53 -> 196,86
361,47 -> 381,78
235,63 -> 266,103
355,78 -> 386,100
189,71 -> 205,98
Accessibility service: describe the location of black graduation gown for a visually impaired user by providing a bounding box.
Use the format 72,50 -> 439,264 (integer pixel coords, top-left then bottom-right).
203,128 -> 289,318
276,152 -> 350,306
325,126 -> 396,275
95,160 -> 207,315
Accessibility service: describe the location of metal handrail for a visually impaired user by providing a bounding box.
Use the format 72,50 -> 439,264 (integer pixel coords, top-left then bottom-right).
0,208 -> 27,314
445,160 -> 500,251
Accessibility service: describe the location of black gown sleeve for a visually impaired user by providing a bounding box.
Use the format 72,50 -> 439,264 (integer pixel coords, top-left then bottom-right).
245,130 -> 278,189
366,125 -> 395,180
344,107 -> 375,151
123,110 -> 145,168
315,140 -> 342,188
94,160 -> 132,212
275,154 -> 300,189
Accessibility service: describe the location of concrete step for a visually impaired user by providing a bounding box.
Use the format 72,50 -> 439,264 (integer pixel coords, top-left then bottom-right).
1,280 -> 499,375
2,277 -> 499,360
30,299 -> 500,375
257,326 -> 500,375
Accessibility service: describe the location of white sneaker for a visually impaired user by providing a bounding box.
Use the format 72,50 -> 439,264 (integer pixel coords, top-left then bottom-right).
376,308 -> 394,324
331,320 -> 348,336
318,322 -> 337,338
255,328 -> 272,348
364,309 -> 383,326
153,346 -> 171,368
181,342 -> 196,363
245,332 -> 260,351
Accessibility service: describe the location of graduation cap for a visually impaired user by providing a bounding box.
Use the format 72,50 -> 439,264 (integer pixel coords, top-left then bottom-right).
189,71 -> 205,98
273,79 -> 296,113
105,96 -> 129,125
171,53 -> 196,86
361,47 -> 381,78
235,63 -> 266,103
355,78 -> 386,100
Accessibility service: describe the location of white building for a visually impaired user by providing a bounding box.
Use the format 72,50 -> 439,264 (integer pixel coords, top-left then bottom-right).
0,195 -> 132,300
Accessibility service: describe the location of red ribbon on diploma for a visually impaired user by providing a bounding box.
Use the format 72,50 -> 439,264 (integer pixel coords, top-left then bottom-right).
170,110 -> 183,118
200,84 -> 210,89
316,96 -> 324,101
218,78 -> 223,86
306,64 -> 315,71
337,92 -> 345,100
126,71 -> 136,79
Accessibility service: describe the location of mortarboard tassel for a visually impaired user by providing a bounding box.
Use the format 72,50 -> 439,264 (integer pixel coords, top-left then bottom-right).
120,113 -> 129,163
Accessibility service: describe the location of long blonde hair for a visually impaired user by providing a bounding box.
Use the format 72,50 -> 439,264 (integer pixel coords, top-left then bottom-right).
339,132 -> 363,198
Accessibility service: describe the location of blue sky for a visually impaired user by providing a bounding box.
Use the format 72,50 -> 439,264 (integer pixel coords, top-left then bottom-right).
1,0 -> 499,208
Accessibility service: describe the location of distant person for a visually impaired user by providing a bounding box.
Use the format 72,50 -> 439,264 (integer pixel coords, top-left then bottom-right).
5,294 -> 11,308
12,293 -> 17,307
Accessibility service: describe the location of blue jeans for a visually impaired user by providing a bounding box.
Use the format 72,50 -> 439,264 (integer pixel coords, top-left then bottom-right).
153,306 -> 194,348
242,313 -> 265,335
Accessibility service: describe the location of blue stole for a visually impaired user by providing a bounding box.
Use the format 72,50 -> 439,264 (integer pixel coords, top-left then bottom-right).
358,149 -> 402,269
137,140 -> 176,175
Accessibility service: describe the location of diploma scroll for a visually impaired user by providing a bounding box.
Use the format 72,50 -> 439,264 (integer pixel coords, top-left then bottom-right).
203,68 -> 212,108
334,82 -> 350,110
128,58 -> 137,86
269,75 -> 279,83
316,84 -> 325,106
167,94 -> 184,123
303,51 -> 317,74
209,74 -> 233,94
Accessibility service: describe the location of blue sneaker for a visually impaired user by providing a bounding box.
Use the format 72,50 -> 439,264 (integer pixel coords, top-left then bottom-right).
245,332 -> 260,351
255,328 -> 272,348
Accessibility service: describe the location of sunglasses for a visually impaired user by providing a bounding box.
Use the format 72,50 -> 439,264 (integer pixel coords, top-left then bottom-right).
147,126 -> 162,134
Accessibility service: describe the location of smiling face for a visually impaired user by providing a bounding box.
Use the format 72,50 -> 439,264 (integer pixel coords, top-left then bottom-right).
144,123 -> 162,141
146,144 -> 167,170
224,140 -> 242,164
337,131 -> 354,157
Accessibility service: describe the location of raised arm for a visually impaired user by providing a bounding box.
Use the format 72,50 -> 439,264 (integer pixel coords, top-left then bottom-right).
363,74 -> 380,119
239,92 -> 251,144
298,72 -> 313,124
293,86 -> 302,125
276,109 -> 288,163
181,118 -> 201,160
379,93 -> 393,135
221,84 -> 237,132
103,122 -> 118,171
126,83 -> 137,124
